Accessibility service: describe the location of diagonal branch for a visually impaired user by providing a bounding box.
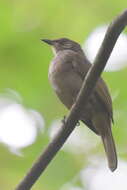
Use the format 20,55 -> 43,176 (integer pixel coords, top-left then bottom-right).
15,9 -> 127,190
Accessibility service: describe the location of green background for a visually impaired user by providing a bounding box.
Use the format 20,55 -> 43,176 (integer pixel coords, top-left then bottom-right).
0,0 -> 127,189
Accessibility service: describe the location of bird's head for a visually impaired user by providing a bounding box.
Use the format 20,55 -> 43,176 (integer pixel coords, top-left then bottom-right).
41,38 -> 82,54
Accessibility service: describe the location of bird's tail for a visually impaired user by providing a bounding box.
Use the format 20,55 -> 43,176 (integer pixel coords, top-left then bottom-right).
101,128 -> 117,172
92,113 -> 117,171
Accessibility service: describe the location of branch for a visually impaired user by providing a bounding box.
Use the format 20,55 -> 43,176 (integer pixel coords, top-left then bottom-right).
15,9 -> 127,190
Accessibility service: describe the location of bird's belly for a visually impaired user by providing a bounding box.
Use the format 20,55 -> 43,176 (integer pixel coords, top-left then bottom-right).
49,69 -> 100,122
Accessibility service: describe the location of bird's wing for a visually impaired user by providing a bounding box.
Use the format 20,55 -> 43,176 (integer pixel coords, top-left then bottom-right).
95,78 -> 113,122
72,55 -> 113,123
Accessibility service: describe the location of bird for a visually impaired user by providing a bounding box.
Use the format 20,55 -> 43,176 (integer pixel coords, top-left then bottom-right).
42,38 -> 117,171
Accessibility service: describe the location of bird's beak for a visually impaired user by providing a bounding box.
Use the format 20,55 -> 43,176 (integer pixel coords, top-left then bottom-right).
41,39 -> 53,45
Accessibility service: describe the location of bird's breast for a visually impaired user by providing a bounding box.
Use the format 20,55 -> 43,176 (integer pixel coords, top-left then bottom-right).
48,61 -> 70,93
48,60 -> 82,108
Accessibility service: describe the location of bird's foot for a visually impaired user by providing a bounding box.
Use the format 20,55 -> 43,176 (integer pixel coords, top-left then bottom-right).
61,115 -> 66,125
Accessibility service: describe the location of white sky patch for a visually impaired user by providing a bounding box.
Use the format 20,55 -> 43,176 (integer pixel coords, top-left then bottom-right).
83,25 -> 127,71
0,92 -> 45,155
80,159 -> 127,190
48,119 -> 100,154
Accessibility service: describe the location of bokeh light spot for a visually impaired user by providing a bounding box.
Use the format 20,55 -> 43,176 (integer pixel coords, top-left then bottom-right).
83,25 -> 127,71
0,91 -> 45,155
80,159 -> 127,190
49,119 -> 100,154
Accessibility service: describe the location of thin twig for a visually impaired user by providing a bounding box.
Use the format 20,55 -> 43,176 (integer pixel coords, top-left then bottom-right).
15,9 -> 127,190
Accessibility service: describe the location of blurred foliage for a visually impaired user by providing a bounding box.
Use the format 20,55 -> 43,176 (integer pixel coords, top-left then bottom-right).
0,0 -> 127,189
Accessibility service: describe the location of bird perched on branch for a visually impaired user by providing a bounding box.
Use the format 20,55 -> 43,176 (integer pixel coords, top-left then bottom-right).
42,38 -> 117,171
